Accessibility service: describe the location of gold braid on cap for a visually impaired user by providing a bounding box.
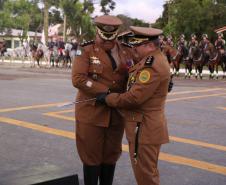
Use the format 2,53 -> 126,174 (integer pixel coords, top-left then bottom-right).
97,27 -> 119,41
129,37 -> 149,45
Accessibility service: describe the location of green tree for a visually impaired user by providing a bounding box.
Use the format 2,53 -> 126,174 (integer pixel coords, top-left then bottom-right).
117,14 -> 149,32
60,0 -> 95,41
0,0 -> 5,10
49,9 -> 63,25
0,0 -> 41,39
155,0 -> 226,41
152,3 -> 170,29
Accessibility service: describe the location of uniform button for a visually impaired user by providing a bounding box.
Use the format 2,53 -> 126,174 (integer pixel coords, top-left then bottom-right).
112,81 -> 116,84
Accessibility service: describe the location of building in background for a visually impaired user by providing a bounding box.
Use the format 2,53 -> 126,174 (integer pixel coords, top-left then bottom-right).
0,29 -> 42,49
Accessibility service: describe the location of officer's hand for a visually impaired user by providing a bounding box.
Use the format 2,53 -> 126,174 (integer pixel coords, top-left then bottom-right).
96,93 -> 109,105
168,75 -> 174,92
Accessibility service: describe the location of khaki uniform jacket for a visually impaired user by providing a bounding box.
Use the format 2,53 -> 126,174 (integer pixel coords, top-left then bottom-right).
72,41 -> 131,127
106,49 -> 170,144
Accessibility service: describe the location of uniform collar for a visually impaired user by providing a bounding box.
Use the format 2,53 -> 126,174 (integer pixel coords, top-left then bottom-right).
128,48 -> 160,73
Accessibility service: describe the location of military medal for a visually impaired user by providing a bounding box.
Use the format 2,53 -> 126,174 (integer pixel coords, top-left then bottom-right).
90,56 -> 101,64
90,56 -> 101,81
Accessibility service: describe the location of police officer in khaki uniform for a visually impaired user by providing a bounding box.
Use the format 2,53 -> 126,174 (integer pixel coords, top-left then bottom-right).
96,26 -> 171,185
72,15 -> 133,185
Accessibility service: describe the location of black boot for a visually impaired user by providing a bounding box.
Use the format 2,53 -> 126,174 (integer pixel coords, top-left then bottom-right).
99,164 -> 116,185
83,164 -> 100,185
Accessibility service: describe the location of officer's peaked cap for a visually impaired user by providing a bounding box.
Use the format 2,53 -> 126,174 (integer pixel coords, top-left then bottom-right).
129,26 -> 163,46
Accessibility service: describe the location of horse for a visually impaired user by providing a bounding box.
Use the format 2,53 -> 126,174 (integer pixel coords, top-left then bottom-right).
62,43 -> 72,68
162,44 -> 183,76
179,45 -> 192,78
30,44 -> 44,67
183,46 -> 196,79
192,46 -> 207,79
63,49 -> 72,68
221,54 -> 226,78
0,41 -> 7,62
208,47 -> 223,79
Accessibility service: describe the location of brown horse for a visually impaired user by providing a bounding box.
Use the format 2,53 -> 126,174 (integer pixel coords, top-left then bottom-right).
179,45 -> 192,79
183,46 -> 194,79
208,48 -> 223,79
221,54 -> 226,78
0,41 -> 7,57
192,46 -> 208,79
63,49 -> 72,68
162,44 -> 183,76
30,45 -> 44,67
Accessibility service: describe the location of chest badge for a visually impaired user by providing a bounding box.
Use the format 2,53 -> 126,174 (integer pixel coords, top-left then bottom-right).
90,56 -> 101,64
139,70 -> 151,83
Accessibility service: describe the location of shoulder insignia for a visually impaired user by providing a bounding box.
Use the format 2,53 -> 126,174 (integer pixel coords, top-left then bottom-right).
138,70 -> 151,83
145,56 -> 154,66
79,40 -> 95,47
121,42 -> 133,48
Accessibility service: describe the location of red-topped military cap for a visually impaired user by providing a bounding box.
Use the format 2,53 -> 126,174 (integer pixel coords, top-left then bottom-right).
129,26 -> 163,46
94,15 -> 122,41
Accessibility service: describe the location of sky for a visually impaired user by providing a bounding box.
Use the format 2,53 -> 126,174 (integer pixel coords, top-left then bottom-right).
93,0 -> 165,23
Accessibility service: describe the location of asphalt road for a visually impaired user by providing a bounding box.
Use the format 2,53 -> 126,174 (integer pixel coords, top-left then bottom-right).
0,63 -> 226,185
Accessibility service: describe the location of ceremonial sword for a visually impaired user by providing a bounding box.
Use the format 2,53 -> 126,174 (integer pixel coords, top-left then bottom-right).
57,98 -> 97,108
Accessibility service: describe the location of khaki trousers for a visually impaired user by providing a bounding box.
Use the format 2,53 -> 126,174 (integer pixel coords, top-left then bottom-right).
76,120 -> 124,165
129,143 -> 161,185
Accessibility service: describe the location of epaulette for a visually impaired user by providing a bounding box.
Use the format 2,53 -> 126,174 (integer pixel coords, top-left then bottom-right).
121,42 -> 133,48
79,40 -> 95,47
145,56 -> 154,67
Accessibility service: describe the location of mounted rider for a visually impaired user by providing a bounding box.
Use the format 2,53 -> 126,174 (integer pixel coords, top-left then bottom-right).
177,34 -> 189,61
199,34 -> 215,62
56,38 -> 65,57
166,35 -> 174,47
0,38 -> 7,56
215,33 -> 225,54
188,34 -> 199,48
177,34 -> 188,48
199,34 -> 211,50
159,34 -> 166,51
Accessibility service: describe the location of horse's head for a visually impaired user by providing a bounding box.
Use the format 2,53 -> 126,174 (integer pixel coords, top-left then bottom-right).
178,45 -> 189,59
162,44 -> 169,56
189,46 -> 198,59
192,46 -> 204,62
64,50 -> 70,56
37,49 -> 44,57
